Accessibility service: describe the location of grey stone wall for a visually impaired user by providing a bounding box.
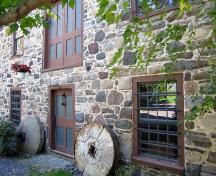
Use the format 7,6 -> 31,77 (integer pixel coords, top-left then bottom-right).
0,0 -> 216,175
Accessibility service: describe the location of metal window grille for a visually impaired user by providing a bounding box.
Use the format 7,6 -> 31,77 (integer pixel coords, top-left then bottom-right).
10,90 -> 21,126
137,80 -> 179,162
135,0 -> 177,16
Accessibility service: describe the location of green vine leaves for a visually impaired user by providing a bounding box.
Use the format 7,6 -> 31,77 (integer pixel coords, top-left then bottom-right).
96,0 -> 216,121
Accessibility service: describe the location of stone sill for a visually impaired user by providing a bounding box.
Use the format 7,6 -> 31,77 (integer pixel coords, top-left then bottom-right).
132,156 -> 184,176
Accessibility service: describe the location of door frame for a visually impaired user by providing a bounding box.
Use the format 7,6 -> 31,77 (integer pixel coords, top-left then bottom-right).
48,84 -> 76,156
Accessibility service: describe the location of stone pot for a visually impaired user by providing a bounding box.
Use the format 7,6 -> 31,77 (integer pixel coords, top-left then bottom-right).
16,72 -> 26,79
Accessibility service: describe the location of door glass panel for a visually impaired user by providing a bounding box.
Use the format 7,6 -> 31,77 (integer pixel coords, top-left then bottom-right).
49,45 -> 55,59
76,0 -> 81,29
75,36 -> 81,54
66,128 -> 73,150
57,4 -> 63,36
66,39 -> 73,56
49,7 -> 57,39
67,5 -> 73,32
66,96 -> 72,118
56,126 -> 64,146
56,42 -> 62,58
55,96 -> 64,117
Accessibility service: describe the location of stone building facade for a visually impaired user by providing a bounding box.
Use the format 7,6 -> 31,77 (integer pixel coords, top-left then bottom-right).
0,0 -> 216,175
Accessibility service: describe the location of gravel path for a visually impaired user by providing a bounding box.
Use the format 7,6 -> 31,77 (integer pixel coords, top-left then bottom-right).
0,157 -> 28,176
0,154 -> 82,176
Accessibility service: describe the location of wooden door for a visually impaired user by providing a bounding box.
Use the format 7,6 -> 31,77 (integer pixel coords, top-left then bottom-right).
53,89 -> 75,154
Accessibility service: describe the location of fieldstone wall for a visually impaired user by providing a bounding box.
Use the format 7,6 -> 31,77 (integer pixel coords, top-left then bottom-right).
0,0 -> 215,175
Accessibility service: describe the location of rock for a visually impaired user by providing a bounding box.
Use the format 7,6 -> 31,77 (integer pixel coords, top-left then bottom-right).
185,72 -> 192,81
101,80 -> 114,89
185,121 -> 195,130
101,108 -> 114,113
124,100 -> 132,107
166,11 -> 178,22
199,112 -> 216,131
94,115 -> 105,125
95,91 -> 106,102
186,131 -> 212,148
152,21 -> 165,30
192,71 -> 209,80
201,164 -> 216,175
76,112 -> 84,123
104,114 -> 118,120
185,151 -> 203,163
85,114 -> 93,123
207,152 -> 216,164
88,43 -> 99,54
118,78 -> 132,90
120,108 -> 132,119
103,42 -> 114,51
185,163 -> 201,176
91,80 -> 100,90
108,90 -> 124,105
96,52 -> 106,60
91,103 -> 100,113
115,119 -> 132,130
94,30 -> 105,42
123,51 -> 137,65
210,132 -> 216,138
98,72 -> 108,79
85,90 -> 95,95
166,41 -> 186,53
77,97 -> 87,103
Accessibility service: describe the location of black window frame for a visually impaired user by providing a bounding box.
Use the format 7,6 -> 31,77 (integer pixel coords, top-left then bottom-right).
10,88 -> 22,126
132,73 -> 184,175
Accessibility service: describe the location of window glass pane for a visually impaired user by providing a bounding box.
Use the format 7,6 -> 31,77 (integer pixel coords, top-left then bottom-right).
66,96 -> 73,118
49,45 -> 55,59
66,128 -> 73,150
57,4 -> 63,36
10,90 -> 21,126
49,7 -> 57,39
66,39 -> 73,56
55,96 -> 64,117
56,126 -> 64,146
76,0 -> 81,29
67,4 -> 73,32
76,36 -> 81,54
56,42 -> 62,58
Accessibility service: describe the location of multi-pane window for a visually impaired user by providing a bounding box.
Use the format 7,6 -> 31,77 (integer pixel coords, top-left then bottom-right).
10,89 -> 21,126
13,32 -> 24,56
44,0 -> 82,69
132,74 -> 184,172
132,0 -> 178,17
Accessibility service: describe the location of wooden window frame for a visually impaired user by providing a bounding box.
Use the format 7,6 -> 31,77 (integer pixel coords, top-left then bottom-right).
132,73 -> 184,175
13,32 -> 24,57
131,0 -> 179,18
43,0 -> 83,71
10,88 -> 22,126
48,84 -> 76,157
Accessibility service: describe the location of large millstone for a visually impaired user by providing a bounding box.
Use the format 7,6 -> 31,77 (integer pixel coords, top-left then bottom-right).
75,123 -> 119,176
16,117 -> 44,155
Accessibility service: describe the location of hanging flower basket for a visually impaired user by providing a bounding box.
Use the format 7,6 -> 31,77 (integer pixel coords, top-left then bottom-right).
16,72 -> 26,79
11,63 -> 31,80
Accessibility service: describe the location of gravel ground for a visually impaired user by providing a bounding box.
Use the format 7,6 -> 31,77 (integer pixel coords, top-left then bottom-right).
0,154 -> 82,176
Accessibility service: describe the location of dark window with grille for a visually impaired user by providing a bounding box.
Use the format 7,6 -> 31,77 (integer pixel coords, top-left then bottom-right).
44,0 -> 83,69
13,32 -> 24,56
131,0 -> 178,17
10,89 -> 21,126
132,74 -> 184,173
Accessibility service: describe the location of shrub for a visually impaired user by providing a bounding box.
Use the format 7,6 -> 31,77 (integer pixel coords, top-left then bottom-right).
0,119 -> 16,156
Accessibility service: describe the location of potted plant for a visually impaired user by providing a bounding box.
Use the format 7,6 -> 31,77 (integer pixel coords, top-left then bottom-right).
11,63 -> 31,79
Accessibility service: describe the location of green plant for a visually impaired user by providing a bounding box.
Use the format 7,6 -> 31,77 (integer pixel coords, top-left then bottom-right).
0,119 -> 16,156
30,169 -> 73,176
114,165 -> 136,176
